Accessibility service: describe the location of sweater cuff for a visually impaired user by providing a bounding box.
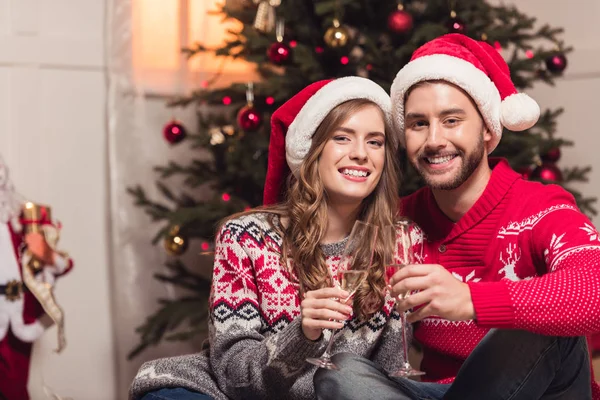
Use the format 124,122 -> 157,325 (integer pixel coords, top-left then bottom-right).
468,281 -> 515,328
271,318 -> 326,367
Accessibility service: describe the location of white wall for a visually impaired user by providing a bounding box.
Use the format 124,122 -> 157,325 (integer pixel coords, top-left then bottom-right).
0,0 -> 116,399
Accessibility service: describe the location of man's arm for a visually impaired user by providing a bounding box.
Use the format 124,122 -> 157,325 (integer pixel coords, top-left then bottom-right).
470,188 -> 600,335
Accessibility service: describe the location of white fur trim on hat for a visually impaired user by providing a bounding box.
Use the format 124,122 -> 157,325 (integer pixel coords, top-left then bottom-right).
391,54 -> 502,153
285,76 -> 392,176
501,92 -> 540,132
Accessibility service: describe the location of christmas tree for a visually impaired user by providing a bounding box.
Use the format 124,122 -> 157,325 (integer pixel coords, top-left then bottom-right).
127,0 -> 596,358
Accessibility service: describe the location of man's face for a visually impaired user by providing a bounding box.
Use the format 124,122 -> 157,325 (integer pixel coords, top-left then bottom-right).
403,82 -> 491,190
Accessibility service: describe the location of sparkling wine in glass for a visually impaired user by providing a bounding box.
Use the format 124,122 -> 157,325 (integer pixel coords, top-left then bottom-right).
338,269 -> 369,296
306,220 -> 378,370
383,220 -> 425,377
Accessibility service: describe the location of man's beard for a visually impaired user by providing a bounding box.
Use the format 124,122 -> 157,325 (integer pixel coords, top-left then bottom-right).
412,134 -> 485,191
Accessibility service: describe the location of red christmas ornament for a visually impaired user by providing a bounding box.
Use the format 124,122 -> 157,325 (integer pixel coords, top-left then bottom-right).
518,166 -> 533,180
531,162 -> 563,182
237,105 -> 262,132
163,120 -> 187,144
541,147 -> 561,163
545,53 -> 568,73
267,42 -> 292,65
387,9 -> 413,34
448,13 -> 466,33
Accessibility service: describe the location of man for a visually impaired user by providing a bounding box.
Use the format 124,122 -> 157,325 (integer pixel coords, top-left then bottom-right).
314,33 -> 600,399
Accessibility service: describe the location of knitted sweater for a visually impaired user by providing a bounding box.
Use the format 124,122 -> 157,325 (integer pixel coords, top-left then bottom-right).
131,213 -> 413,400
401,158 -> 600,397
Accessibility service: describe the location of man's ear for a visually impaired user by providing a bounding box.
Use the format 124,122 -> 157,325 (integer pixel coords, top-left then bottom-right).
482,124 -> 492,144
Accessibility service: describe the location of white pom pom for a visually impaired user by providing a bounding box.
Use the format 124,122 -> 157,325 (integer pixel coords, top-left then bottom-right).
500,93 -> 540,131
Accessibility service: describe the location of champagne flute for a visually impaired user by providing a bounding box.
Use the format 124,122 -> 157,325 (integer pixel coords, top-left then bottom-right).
306,220 -> 378,370
383,219 -> 425,377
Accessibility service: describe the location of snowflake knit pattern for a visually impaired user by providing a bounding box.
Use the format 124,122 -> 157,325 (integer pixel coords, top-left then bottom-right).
130,213 -> 412,400
401,158 -> 600,398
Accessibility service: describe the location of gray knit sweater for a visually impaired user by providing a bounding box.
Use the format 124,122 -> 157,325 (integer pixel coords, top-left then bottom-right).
130,214 -> 410,400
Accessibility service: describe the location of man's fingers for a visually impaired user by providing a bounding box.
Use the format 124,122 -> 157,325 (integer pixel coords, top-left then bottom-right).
390,276 -> 431,299
389,264 -> 435,286
405,305 -> 432,323
396,289 -> 431,313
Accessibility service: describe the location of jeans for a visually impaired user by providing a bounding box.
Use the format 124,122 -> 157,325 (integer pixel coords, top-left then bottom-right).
141,388 -> 213,400
314,329 -> 591,400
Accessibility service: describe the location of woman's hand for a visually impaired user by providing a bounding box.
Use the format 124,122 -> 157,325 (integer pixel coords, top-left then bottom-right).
300,287 -> 353,341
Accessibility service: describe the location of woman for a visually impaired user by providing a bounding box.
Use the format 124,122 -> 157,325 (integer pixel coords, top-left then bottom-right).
131,77 -> 418,400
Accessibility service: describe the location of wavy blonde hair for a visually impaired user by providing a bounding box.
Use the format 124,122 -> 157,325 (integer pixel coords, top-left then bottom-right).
222,98 -> 400,320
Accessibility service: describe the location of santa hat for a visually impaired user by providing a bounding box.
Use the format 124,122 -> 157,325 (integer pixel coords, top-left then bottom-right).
390,33 -> 540,153
263,76 -> 392,205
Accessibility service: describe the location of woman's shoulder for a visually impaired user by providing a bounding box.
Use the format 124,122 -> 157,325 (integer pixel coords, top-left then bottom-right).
221,212 -> 277,230
218,212 -> 282,245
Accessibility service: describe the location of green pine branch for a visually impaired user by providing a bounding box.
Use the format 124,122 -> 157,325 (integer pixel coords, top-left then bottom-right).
127,260 -> 211,360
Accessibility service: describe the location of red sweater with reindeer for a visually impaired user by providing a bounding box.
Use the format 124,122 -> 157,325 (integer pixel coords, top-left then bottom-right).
401,158 -> 600,398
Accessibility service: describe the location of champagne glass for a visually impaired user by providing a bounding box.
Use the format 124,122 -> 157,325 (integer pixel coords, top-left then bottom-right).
383,219 -> 425,377
306,220 -> 378,370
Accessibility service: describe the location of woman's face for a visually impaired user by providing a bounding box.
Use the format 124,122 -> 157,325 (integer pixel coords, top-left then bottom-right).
317,104 -> 387,206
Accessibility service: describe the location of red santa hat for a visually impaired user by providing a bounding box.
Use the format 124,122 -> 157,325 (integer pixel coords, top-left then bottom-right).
390,33 -> 540,153
263,76 -> 392,205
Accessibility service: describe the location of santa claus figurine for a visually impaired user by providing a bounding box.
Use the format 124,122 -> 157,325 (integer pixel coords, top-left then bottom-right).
0,156 -> 72,400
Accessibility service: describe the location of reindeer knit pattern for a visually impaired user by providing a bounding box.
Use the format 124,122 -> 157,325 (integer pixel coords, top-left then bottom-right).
130,213 -> 409,400
401,158 -> 600,398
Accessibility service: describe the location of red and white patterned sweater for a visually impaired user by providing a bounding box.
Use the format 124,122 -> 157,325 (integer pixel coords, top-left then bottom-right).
401,158 -> 600,397
131,214 -> 424,400
207,213 -> 411,399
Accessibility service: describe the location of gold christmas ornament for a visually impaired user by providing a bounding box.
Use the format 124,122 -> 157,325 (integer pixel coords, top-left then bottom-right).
324,19 -> 349,48
222,125 -> 236,136
253,0 -> 281,33
164,226 -> 188,256
209,128 -> 226,145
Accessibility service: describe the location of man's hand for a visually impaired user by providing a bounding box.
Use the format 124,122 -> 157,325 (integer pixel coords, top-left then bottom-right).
300,287 -> 353,341
389,264 -> 475,323
24,232 -> 55,265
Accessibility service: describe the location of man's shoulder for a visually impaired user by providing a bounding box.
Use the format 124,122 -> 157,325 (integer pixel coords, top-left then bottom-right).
511,179 -> 577,208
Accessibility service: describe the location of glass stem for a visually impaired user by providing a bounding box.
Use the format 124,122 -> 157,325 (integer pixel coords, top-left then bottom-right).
400,310 -> 410,365
322,327 -> 338,358
322,294 -> 352,358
